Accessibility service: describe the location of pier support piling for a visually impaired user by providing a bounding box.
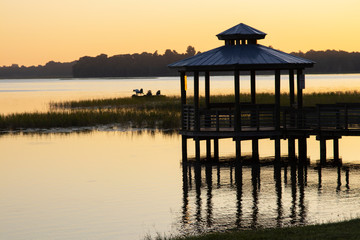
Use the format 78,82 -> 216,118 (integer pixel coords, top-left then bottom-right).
206,139 -> 211,161
195,139 -> 201,162
214,138 -> 219,162
320,138 -> 327,164
275,138 -> 281,161
236,139 -> 241,163
252,139 -> 259,161
333,138 -> 339,161
288,137 -> 296,161
182,136 -> 188,162
298,137 -> 307,163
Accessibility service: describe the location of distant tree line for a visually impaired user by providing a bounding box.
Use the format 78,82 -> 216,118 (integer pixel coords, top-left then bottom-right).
2,48 -> 360,78
72,46 -> 197,77
292,50 -> 360,74
0,61 -> 74,78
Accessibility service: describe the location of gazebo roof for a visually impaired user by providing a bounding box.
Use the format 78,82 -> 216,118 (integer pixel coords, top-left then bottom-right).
168,23 -> 315,71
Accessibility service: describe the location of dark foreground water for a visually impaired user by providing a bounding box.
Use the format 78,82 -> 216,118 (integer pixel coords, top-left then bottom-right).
1,130 -> 360,240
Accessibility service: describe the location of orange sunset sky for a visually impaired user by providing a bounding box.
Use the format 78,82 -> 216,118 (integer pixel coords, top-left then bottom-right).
1,0 -> 360,67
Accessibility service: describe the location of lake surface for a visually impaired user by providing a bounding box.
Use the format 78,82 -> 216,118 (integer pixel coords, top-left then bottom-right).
2,74 -> 360,239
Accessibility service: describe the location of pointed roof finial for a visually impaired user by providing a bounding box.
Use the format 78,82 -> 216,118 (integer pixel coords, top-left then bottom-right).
217,23 -> 266,40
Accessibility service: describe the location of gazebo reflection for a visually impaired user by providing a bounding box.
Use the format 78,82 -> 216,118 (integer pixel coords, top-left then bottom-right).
179,157 -> 351,234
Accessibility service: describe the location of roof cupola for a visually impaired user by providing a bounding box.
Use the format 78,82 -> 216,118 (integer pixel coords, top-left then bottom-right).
216,23 -> 267,45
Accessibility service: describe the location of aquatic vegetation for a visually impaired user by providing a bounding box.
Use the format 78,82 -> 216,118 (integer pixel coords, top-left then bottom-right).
144,218 -> 360,239
0,109 -> 180,131
3,92 -> 360,131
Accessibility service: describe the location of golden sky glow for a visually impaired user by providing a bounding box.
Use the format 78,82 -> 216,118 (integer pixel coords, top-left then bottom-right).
1,0 -> 360,66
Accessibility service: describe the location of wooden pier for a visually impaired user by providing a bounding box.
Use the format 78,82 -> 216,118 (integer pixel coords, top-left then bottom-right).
169,23 -> 360,163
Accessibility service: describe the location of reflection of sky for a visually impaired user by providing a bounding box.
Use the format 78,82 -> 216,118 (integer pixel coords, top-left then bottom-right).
2,74 -> 360,114
2,131 -> 360,239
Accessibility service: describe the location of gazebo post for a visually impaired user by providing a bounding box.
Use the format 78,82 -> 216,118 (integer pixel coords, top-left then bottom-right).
297,69 -> 304,109
275,70 -> 281,130
288,69 -> 296,161
297,69 -> 304,129
234,70 -> 240,131
297,69 -> 307,162
289,69 -> 295,107
251,70 -> 259,160
251,70 -> 256,104
180,71 -> 187,130
275,70 -> 281,160
234,70 -> 241,162
205,71 -> 211,160
180,71 -> 188,162
194,71 -> 200,162
205,71 -> 210,108
194,71 -> 200,131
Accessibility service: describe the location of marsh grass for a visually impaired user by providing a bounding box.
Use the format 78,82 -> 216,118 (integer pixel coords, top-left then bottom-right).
3,92 -> 360,131
144,218 -> 360,240
0,109 -> 180,130
50,91 -> 360,109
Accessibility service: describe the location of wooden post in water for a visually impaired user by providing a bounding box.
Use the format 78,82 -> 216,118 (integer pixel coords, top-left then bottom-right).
333,138 -> 340,161
206,139 -> 211,160
320,138 -> 326,164
288,137 -> 296,161
298,137 -> 307,163
214,138 -> 219,162
195,138 -> 200,162
182,136 -> 187,162
235,139 -> 241,163
275,138 -> 281,161
252,138 -> 259,161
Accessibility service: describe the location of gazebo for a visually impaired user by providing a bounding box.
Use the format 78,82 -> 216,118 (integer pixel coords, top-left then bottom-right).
168,23 -> 315,162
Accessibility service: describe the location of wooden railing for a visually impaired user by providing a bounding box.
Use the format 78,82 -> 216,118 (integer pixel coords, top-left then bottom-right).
283,103 -> 360,130
182,103 -> 360,132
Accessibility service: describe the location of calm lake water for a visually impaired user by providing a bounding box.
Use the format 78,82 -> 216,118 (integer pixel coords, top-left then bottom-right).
2,74 -> 360,239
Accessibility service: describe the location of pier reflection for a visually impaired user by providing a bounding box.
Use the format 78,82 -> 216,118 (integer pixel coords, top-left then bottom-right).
179,157 -> 354,234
